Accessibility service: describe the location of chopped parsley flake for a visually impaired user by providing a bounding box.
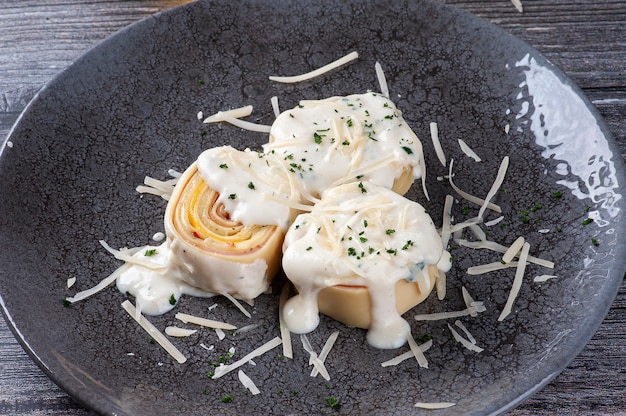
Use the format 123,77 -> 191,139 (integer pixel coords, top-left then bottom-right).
220,394 -> 234,403
358,182 -> 367,193
144,248 -> 157,256
582,218 -> 593,226
592,238 -> 599,246
314,132 -> 323,144
402,146 -> 413,155
228,193 -> 237,200
248,181 -> 255,190
386,229 -> 396,235
169,294 -> 176,305
219,163 -> 228,169
325,397 -> 340,408
552,190 -> 563,198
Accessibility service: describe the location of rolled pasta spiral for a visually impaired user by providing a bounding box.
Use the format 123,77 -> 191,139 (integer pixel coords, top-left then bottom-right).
163,162 -> 283,300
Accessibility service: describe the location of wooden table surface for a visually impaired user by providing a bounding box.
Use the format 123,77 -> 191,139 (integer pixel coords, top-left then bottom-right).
0,1 -> 624,415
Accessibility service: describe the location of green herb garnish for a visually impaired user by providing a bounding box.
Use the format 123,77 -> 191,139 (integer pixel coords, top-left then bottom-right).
325,397 -> 340,408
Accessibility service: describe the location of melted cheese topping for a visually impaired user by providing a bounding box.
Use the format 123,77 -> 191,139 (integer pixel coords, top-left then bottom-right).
265,92 -> 423,198
281,182 -> 450,349
196,146 -> 304,230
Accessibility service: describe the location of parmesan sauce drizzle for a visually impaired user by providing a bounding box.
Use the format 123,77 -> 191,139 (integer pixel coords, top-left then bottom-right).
281,182 -> 450,349
265,92 -> 423,198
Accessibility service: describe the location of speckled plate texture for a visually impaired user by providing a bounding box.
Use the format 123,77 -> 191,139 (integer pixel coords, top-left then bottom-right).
0,0 -> 624,415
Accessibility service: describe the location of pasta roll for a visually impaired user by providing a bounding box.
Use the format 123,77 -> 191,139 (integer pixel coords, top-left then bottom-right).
163,162 -> 283,300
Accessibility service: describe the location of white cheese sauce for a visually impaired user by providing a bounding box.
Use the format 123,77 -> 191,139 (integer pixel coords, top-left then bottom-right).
115,243 -> 212,316
196,146 -> 302,231
115,241 -> 269,316
265,92 -> 424,198
281,182 -> 450,349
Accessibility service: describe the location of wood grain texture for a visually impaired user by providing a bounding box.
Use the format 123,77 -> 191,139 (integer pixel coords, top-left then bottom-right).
1,1 -> 624,415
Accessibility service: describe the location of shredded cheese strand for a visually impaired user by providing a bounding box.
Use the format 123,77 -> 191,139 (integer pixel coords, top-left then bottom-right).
448,323 -> 483,353
175,312 -> 237,330
203,105 -> 253,123
457,239 -> 554,268
121,300 -> 187,364
498,242 -> 531,321
218,113 -> 271,133
415,402 -> 456,409
478,156 -> 509,219
270,96 -> 280,118
467,261 -> 519,275
66,263 -> 131,303
278,282 -> 294,359
300,334 -> 331,380
212,336 -> 282,379
221,292 -> 252,318
414,303 -> 486,321
448,159 -> 501,213
381,339 -> 433,367
502,236 -> 525,263
165,326 -> 198,337
311,331 -> 339,377
429,122 -> 446,167
375,61 -> 389,98
238,369 -> 261,395
268,51 -> 359,83
458,139 -> 482,162
407,334 -> 429,368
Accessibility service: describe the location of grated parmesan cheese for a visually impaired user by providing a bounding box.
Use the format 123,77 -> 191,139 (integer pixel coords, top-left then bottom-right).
300,334 -> 331,381
270,96 -> 280,118
221,292 -> 252,318
498,242 -> 531,321
407,333 -> 429,368
534,274 -> 558,282
381,339 -> 433,367
502,236 -> 525,263
415,402 -> 456,409
477,156 -> 509,219
278,282 -> 294,359
268,51 -> 358,83
458,139 -> 481,162
203,105 -> 253,123
454,320 -> 477,345
212,336 -> 282,379
429,122 -> 446,167
375,61 -> 389,98
238,369 -> 261,395
448,159 -> 501,213
121,300 -> 187,364
448,323 -> 483,353
174,312 -> 237,330
165,326 -> 198,337
66,263 -> 132,303
415,301 -> 486,321
215,113 -> 271,133
310,331 -> 339,378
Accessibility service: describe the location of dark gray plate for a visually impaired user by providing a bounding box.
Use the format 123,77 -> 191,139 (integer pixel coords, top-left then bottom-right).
1,0 -> 624,415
